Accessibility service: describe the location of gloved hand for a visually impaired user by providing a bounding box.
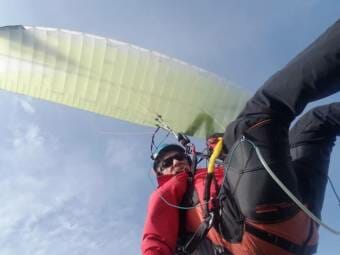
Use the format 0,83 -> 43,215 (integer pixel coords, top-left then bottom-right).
206,133 -> 227,160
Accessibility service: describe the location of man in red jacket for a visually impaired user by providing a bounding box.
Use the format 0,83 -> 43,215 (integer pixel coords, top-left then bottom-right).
141,144 -> 192,255
142,19 -> 340,255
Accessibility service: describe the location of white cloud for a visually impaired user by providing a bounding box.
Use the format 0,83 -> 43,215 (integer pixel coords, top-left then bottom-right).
18,97 -> 36,114
12,124 -> 45,148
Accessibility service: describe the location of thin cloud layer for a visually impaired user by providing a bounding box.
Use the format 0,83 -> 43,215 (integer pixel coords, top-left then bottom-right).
0,99 -> 145,255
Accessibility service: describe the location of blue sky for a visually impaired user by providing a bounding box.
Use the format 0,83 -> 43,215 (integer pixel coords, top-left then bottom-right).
0,1 -> 340,254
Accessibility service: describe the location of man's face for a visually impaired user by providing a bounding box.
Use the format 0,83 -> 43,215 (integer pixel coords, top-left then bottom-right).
157,151 -> 190,175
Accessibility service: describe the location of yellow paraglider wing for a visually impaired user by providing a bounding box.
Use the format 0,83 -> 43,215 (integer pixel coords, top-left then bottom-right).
0,25 -> 249,138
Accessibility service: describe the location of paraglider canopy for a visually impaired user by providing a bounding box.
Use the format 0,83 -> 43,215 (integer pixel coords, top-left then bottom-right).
0,25 -> 249,138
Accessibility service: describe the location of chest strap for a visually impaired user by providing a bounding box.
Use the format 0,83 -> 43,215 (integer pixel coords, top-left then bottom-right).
245,223 -> 317,255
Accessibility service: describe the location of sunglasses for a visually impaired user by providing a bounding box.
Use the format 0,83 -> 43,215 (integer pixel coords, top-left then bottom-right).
159,153 -> 188,170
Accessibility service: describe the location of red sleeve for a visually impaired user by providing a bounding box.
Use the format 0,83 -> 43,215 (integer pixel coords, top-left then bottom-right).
141,172 -> 188,255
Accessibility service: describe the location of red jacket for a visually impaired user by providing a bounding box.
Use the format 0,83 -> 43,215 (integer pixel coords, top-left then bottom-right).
142,172 -> 188,255
142,168 -> 318,255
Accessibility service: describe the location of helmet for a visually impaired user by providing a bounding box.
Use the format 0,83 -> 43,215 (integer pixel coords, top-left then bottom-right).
152,144 -> 188,171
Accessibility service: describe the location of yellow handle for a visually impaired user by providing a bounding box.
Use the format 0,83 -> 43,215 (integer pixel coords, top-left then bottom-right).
207,137 -> 223,174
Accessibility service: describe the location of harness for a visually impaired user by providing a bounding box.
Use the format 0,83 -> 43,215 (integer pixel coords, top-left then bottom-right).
176,138 -> 318,255
177,179 -> 318,255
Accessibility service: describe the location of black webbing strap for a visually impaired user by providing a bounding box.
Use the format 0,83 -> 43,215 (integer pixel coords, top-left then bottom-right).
245,223 -> 317,255
177,156 -> 217,255
299,218 -> 315,254
178,213 -> 215,254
